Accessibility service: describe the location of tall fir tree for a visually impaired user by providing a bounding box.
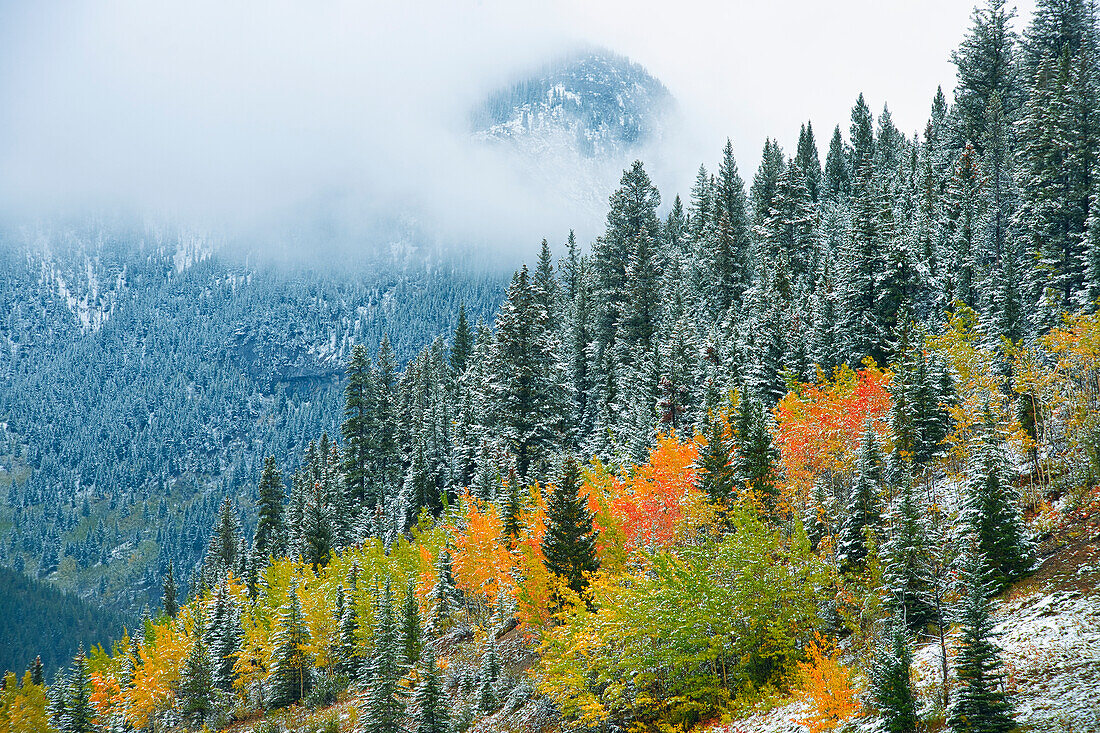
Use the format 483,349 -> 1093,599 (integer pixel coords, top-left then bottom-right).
268,584 -> 312,709
542,457 -> 600,597
413,645 -> 448,733
870,613 -> 919,733
837,427 -> 884,572
947,550 -> 1017,733
162,560 -> 178,619
361,581 -> 404,733
252,456 -> 287,567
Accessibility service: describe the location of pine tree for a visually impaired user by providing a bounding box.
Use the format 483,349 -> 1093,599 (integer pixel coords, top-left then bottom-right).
253,456 -> 287,566
360,581 -> 404,733
180,615 -> 215,728
413,645 -> 448,733
343,345 -> 377,508
400,580 -> 422,668
870,614 -> 919,733
451,303 -> 474,375
541,457 -> 600,597
733,396 -> 779,513
268,584 -> 312,708
837,428 -> 883,572
162,560 -> 178,618
477,641 -> 500,714
57,647 -> 95,733
964,426 -> 1032,590
947,550 -> 1016,733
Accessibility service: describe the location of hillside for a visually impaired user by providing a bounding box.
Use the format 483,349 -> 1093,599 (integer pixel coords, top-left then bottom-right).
0,566 -> 129,680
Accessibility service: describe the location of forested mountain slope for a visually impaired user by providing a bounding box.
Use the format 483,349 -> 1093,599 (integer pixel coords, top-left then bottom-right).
0,226 -> 507,619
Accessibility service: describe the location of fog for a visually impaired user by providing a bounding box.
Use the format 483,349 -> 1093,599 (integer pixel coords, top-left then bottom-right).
0,0 -> 1036,259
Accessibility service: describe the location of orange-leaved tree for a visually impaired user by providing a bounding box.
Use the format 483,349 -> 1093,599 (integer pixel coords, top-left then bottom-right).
793,634 -> 862,733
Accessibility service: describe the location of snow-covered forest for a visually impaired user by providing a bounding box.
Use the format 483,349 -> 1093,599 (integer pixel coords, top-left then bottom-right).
5,1 -> 1100,732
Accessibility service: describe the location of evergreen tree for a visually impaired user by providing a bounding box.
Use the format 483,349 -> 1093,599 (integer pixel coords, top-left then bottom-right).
964,426 -> 1032,590
208,581 -> 240,693
427,548 -> 459,637
57,647 -> 95,733
451,303 -> 474,376
947,551 -> 1016,733
824,125 -> 851,200
837,428 -> 884,572
703,141 -> 752,314
882,476 -> 936,628
477,641 -> 500,714
360,581 -> 403,733
162,560 -> 178,619
413,646 -> 448,733
733,397 -> 779,512
335,585 -> 363,678
870,614 -> 919,733
953,0 -> 1023,151
491,265 -> 568,479
541,457 -> 600,597
400,580 -> 422,668
795,121 -> 824,202
343,345 -> 377,508
253,456 -> 287,566
268,584 -> 312,708
180,617 -> 215,728
696,399 -> 737,515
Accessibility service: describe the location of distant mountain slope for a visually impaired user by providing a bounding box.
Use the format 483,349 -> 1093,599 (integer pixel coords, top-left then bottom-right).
0,565 -> 128,678
0,224 -> 508,616
472,50 -> 671,158
471,50 -> 673,216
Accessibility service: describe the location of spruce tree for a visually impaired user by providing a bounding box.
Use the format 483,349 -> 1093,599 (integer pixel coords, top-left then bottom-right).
343,345 -> 377,508
477,641 -> 500,714
208,581 -> 240,693
162,560 -> 178,618
180,619 -> 215,728
335,585 -> 363,678
252,456 -> 287,566
451,303 -> 474,376
870,614 -> 919,733
733,397 -> 779,513
837,428 -> 884,572
964,428 -> 1032,590
58,647 -> 95,733
882,477 -> 935,629
953,0 -> 1023,151
268,584 -> 311,708
413,645 -> 448,733
361,581 -> 403,733
400,580 -> 422,668
795,121 -> 823,202
426,548 -> 459,637
695,396 -> 739,517
947,550 -> 1016,733
541,457 -> 600,597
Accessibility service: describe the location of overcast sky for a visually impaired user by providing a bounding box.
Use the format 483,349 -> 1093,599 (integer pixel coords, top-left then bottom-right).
0,0 -> 1037,250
